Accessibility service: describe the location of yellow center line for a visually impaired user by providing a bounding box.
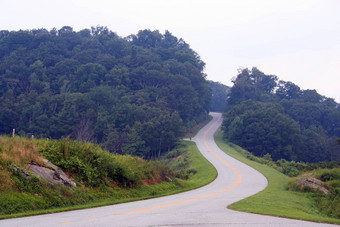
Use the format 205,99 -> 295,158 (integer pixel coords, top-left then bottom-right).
61,114 -> 242,225
111,114 -> 242,216
203,115 -> 242,188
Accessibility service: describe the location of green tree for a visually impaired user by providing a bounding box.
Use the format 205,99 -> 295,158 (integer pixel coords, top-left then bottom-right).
223,100 -> 301,161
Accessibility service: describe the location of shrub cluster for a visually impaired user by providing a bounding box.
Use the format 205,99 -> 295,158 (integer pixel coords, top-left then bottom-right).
38,138 -> 166,187
313,169 -> 340,218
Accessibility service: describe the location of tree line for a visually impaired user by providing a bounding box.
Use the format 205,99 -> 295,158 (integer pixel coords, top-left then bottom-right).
0,26 -> 211,159
222,68 -> 340,163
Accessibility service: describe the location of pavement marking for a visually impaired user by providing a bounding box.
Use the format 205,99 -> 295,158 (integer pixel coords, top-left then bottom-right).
61,114 -> 242,224
111,114 -> 242,216
203,114 -> 242,187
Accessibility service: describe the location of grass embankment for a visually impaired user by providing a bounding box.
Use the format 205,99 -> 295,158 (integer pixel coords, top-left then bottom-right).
214,130 -> 340,224
160,141 -> 217,190
0,137 -> 216,219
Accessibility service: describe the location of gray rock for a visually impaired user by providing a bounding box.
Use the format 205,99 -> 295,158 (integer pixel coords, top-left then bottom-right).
295,177 -> 329,194
9,166 -> 32,179
28,159 -> 76,188
165,176 -> 173,182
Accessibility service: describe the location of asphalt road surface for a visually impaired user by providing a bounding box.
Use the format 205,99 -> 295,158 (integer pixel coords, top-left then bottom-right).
0,112 -> 335,226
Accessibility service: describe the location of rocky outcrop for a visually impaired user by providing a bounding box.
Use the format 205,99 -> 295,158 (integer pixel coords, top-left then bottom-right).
28,159 -> 76,188
10,166 -> 32,179
295,177 -> 328,194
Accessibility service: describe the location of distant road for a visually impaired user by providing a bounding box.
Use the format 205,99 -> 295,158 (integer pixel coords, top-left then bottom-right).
0,112 -> 335,226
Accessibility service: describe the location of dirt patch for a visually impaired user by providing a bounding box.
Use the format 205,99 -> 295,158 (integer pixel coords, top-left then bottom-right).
142,177 -> 162,185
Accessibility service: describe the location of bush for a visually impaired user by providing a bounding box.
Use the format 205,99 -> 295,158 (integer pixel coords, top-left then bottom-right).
38,138 -> 171,187
314,194 -> 340,218
317,169 -> 340,182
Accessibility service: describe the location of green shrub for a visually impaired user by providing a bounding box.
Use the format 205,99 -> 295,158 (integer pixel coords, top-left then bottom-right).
39,139 -> 140,187
314,194 -> 340,218
187,168 -> 198,175
317,169 -> 340,182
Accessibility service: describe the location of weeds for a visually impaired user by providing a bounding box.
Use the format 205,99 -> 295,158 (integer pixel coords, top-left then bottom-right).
0,137 -> 44,167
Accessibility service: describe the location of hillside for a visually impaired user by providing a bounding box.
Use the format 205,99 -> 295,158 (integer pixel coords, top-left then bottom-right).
0,26 -> 211,159
222,67 -> 340,163
0,136 -> 170,215
0,136 -> 216,217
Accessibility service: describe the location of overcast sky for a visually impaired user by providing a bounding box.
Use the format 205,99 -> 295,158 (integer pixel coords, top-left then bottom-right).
1,0 -> 340,102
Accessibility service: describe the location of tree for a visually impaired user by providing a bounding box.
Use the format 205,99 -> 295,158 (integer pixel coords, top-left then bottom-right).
73,116 -> 95,142
276,81 -> 301,100
131,29 -> 163,48
223,101 -> 301,161
102,125 -> 123,154
122,122 -> 148,157
227,68 -> 277,105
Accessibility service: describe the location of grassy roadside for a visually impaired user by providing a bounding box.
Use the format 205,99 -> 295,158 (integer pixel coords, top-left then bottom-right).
214,129 -> 340,224
0,139 -> 216,219
166,141 -> 217,190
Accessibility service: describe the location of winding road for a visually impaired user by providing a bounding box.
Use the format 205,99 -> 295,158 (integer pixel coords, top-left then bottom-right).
0,112 -> 335,226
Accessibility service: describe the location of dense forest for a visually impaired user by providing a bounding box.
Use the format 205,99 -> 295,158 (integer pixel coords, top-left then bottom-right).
209,81 -> 229,112
0,26 -> 211,159
222,68 -> 340,163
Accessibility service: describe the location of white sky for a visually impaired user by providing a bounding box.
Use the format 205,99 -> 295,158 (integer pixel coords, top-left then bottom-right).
1,0 -> 340,102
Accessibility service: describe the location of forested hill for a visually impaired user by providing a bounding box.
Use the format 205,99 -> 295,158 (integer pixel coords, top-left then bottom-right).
222,67 -> 340,163
0,26 -> 211,159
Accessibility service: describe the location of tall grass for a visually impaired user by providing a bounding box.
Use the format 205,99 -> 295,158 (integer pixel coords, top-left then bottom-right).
0,137 -> 44,168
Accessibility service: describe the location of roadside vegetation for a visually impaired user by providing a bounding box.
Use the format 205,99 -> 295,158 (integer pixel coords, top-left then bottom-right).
215,130 -> 340,224
0,27 -> 211,160
223,67 -> 340,163
0,136 -> 216,219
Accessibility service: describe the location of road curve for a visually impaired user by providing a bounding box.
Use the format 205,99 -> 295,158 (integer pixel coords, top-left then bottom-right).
0,112 -> 335,226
